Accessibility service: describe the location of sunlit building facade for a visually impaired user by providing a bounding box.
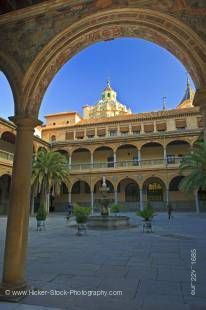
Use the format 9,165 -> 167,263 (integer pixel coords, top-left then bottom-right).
40,80 -> 205,212
0,80 -> 205,214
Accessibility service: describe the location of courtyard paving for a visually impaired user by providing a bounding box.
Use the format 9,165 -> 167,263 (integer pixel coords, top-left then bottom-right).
0,212 -> 206,310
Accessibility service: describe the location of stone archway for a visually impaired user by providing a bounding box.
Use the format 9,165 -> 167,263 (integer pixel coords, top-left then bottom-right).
117,177 -> 140,210
1,2 -> 206,295
143,176 -> 166,209
0,50 -> 22,114
169,175 -> 195,211
71,148 -> 91,170
23,8 -> 206,116
71,180 -> 91,206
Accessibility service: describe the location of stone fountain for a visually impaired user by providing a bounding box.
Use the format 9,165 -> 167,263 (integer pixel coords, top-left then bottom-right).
87,176 -> 131,229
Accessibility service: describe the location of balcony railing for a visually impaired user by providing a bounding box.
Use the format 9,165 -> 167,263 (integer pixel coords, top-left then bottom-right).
0,150 -> 182,170
0,150 -> 14,162
70,157 -> 182,171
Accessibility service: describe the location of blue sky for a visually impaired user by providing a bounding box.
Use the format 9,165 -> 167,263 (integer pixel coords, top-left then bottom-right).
0,38 -> 194,122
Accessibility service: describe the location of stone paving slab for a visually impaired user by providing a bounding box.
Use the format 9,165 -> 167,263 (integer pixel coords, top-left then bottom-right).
0,302 -> 63,310
0,212 -> 206,310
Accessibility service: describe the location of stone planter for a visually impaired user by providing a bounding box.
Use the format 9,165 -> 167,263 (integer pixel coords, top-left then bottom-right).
36,220 -> 46,231
142,220 -> 152,233
77,223 -> 87,236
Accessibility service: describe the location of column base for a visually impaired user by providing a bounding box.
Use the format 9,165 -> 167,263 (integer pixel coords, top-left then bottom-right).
0,282 -> 28,302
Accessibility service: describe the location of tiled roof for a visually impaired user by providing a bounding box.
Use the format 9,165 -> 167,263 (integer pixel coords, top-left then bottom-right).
41,106 -> 200,131
77,107 -> 199,126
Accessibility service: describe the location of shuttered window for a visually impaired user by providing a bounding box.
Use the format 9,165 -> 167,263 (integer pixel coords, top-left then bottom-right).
176,119 -> 186,129
86,129 -> 95,136
156,122 -> 167,131
75,131 -> 84,138
197,117 -> 204,128
97,128 -> 106,136
132,125 -> 141,132
120,126 -> 129,133
144,123 -> 154,133
65,131 -> 74,140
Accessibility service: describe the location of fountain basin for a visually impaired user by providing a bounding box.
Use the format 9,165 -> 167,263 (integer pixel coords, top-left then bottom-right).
87,215 -> 131,229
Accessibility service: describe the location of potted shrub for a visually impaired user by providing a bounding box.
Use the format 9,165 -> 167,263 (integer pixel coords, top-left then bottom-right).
136,202 -> 156,232
36,205 -> 47,231
73,206 -> 91,235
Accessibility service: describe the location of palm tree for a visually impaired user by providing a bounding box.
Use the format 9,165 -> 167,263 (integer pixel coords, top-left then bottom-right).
31,149 -> 70,212
179,142 -> 206,192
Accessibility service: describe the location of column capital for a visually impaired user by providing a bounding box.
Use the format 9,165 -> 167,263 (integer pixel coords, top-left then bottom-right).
193,88 -> 206,109
9,116 -> 42,129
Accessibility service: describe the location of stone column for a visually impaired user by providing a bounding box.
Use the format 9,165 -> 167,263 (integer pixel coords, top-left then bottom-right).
114,190 -> 118,204
68,191 -> 72,204
195,190 -> 200,214
153,120 -> 157,132
138,148 -> 141,166
91,152 -> 94,168
166,188 -> 169,205
193,88 -> 206,142
113,151 -> 116,168
139,187 -> 143,211
91,191 -> 94,214
128,124 -> 132,135
164,147 -> 167,162
1,116 -> 41,293
69,154 -> 72,169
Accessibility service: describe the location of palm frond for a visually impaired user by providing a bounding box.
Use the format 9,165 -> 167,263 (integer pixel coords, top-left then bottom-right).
179,142 -> 206,192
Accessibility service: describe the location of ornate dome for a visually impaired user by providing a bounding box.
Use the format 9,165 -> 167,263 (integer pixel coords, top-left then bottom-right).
176,77 -> 195,109
83,81 -> 132,119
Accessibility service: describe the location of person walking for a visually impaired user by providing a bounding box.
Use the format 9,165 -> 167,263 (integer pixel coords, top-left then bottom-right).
167,203 -> 173,221
66,203 -> 73,220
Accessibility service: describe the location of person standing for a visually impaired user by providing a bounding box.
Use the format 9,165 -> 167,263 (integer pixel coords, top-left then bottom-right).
167,203 -> 173,221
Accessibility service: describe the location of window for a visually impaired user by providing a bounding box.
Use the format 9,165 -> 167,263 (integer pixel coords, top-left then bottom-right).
167,154 -> 175,164
156,122 -> 167,132
197,117 -> 204,128
147,182 -> 163,201
50,135 -> 56,142
1,131 -> 16,144
110,130 -> 117,136
132,125 -> 141,134
86,129 -> 95,138
133,156 -> 139,166
75,131 -> 84,139
133,130 -> 140,135
125,183 -> 139,202
107,156 -> 114,168
175,119 -> 186,130
144,123 -> 154,133
65,131 -> 74,140
121,132 -> 128,136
